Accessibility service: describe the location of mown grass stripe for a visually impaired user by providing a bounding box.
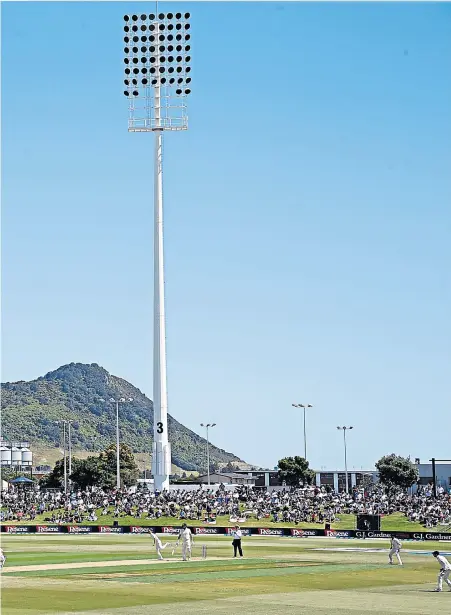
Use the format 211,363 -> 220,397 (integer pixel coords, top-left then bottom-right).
1,557 -> 311,575
2,561 -> 385,581
89,563 -> 387,584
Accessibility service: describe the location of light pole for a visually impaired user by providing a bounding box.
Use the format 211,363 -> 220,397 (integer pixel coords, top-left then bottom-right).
122,11 -> 192,491
62,422 -> 67,493
57,418 -> 76,491
292,404 -> 313,460
68,421 -> 72,485
200,423 -> 216,486
65,419 -> 76,491
337,426 -> 353,493
103,397 -> 133,489
55,421 -> 67,493
67,401 -> 78,490
65,420 -> 74,491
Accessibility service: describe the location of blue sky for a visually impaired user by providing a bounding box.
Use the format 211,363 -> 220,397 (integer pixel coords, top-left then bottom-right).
2,2 -> 450,470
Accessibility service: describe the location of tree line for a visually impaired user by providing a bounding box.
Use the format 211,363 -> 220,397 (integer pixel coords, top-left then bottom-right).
40,443 -> 139,490
4,450 -> 421,492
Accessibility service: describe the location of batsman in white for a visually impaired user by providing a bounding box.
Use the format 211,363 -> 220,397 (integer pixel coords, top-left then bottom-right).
178,523 -> 193,561
150,532 -> 170,561
432,550 -> 451,592
388,537 -> 403,566
0,548 -> 5,569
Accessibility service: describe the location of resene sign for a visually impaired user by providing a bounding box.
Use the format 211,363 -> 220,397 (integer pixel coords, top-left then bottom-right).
193,527 -> 220,535
290,529 -> 320,537
36,525 -> 60,534
98,526 -> 124,533
3,526 -> 30,534
224,527 -> 252,536
130,526 -> 155,534
66,526 -> 93,534
257,528 -> 284,536
326,530 -> 353,539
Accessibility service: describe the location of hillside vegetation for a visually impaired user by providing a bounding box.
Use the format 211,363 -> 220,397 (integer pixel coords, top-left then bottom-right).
1,363 -> 244,472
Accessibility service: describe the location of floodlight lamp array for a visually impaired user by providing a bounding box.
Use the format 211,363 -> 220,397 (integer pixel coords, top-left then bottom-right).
122,12 -> 191,131
123,13 -> 191,97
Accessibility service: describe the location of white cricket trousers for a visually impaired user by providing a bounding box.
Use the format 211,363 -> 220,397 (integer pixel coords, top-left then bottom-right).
437,569 -> 451,591
182,542 -> 192,561
156,543 -> 169,560
389,548 -> 403,565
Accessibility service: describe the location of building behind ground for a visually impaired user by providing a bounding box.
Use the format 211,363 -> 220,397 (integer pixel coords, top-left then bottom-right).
197,473 -> 255,486
415,461 -> 451,490
231,469 -> 377,491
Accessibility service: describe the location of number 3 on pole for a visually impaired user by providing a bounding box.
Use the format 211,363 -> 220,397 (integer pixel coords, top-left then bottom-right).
156,422 -> 163,434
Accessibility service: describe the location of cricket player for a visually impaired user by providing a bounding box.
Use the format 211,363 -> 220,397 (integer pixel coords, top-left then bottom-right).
388,537 -> 403,566
232,525 -> 243,558
432,551 -> 451,592
150,532 -> 170,561
178,523 -> 193,561
0,548 -> 6,569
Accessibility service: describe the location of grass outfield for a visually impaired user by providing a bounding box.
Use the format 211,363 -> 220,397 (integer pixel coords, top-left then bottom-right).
2,511 -> 449,532
1,535 -> 451,614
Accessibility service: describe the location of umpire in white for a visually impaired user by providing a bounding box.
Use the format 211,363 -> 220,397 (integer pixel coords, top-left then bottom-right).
232,526 -> 243,558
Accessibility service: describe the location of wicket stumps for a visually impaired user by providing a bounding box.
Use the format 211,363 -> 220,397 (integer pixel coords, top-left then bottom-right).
202,544 -> 207,559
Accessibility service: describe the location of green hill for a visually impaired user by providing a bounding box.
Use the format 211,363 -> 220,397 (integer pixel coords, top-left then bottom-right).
1,363 -> 245,472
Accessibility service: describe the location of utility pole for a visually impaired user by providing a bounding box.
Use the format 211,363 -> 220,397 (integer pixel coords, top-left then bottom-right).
337,426 -> 354,493
292,403 -> 313,460
101,397 -> 133,490
200,423 -> 216,486
68,421 -> 73,491
63,422 -> 67,494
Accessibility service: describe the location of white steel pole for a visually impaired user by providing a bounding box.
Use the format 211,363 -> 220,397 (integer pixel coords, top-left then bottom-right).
116,401 -> 121,489
206,426 -> 210,487
152,70 -> 171,492
303,407 -> 307,460
343,429 -> 348,494
293,404 -> 312,461
122,12 -> 190,493
63,422 -> 67,494
68,422 -> 72,491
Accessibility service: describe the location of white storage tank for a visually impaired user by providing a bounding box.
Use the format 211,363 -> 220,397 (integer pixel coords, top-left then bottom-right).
21,448 -> 33,466
11,447 -> 22,465
1,446 -> 12,466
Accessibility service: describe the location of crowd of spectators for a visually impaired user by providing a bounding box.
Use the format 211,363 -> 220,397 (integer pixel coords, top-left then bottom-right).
1,482 -> 451,529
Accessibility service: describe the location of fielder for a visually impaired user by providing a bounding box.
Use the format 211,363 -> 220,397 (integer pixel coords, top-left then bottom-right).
0,548 -> 5,570
432,550 -> 451,592
150,532 -> 170,561
177,523 -> 193,561
388,537 -> 403,566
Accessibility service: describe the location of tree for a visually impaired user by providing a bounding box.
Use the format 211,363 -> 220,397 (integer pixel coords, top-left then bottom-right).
70,456 -> 103,490
222,461 -> 241,473
360,473 -> 375,491
39,445 -> 139,490
375,454 -> 419,491
277,456 -> 315,487
39,458 -> 83,489
209,460 -> 219,474
98,443 -> 139,489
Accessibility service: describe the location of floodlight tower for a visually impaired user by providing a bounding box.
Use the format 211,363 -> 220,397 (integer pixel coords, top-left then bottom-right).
337,426 -> 353,493
122,11 -> 192,491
